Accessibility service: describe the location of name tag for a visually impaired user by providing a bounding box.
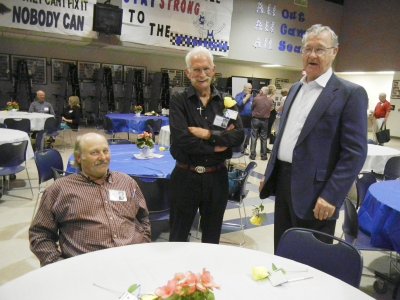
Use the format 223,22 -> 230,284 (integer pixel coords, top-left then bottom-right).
109,190 -> 127,202
224,109 -> 238,120
44,107 -> 49,112
213,115 -> 229,129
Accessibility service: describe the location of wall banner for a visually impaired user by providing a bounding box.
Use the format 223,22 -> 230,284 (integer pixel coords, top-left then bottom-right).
121,0 -> 233,56
0,0 -> 96,38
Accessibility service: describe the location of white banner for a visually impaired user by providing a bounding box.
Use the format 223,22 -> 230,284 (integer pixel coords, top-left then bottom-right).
121,0 -> 233,56
0,0 -> 96,38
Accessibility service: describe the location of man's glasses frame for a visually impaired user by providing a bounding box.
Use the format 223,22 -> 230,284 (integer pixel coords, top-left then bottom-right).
301,46 -> 336,56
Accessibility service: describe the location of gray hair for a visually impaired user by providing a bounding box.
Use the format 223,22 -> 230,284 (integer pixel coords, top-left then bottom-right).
185,46 -> 214,69
379,93 -> 386,99
302,24 -> 339,48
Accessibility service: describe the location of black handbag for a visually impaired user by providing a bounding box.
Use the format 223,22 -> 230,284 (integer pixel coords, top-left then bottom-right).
376,123 -> 390,144
269,132 -> 276,145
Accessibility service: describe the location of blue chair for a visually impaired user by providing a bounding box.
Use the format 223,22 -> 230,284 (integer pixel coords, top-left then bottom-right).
0,140 -> 33,199
383,156 -> 400,180
355,172 -> 377,209
104,116 -> 129,140
132,176 -> 170,241
276,227 -> 363,288
33,149 -> 64,218
146,119 -> 162,142
3,118 -> 31,135
342,197 -> 399,297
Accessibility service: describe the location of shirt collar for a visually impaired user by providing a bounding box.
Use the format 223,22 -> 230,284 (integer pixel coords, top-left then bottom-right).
79,170 -> 113,185
300,68 -> 333,88
187,85 -> 221,101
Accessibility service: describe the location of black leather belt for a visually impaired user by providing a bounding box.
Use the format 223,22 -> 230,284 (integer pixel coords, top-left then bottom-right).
176,163 -> 225,174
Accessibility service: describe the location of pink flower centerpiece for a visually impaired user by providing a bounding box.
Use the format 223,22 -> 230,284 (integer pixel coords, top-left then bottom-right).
154,268 -> 219,300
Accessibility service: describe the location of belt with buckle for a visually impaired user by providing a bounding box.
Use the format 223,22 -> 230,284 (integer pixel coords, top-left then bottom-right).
176,163 -> 225,174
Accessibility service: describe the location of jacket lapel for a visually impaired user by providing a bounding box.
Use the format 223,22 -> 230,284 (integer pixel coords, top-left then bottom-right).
296,75 -> 339,145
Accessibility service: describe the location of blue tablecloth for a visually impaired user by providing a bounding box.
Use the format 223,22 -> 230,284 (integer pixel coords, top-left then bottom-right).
358,180 -> 400,252
66,144 -> 176,179
105,113 -> 169,134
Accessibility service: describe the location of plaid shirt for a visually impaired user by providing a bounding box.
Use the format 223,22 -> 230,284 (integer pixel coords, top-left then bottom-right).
29,172 -> 151,266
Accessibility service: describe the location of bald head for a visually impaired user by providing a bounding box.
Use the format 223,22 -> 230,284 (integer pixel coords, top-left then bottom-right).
36,90 -> 46,103
74,133 -> 110,180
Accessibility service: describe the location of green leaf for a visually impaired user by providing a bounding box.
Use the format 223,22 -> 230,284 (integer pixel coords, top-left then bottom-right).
259,204 -> 264,212
272,263 -> 278,271
127,283 -> 139,294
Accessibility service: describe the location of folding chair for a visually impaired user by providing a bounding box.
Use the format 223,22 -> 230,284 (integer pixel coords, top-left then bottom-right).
132,176 -> 170,241
276,227 -> 363,288
0,140 -> 34,199
33,149 -> 64,218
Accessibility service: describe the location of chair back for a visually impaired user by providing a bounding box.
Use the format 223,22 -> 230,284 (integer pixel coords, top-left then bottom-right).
44,117 -> 59,134
34,149 -> 64,185
0,140 -> 28,167
133,177 -> 170,214
342,197 -> 359,241
107,138 -> 132,145
146,119 -> 163,140
276,227 -> 363,288
3,118 -> 31,134
103,117 -> 114,132
383,156 -> 400,180
229,161 -> 257,202
355,172 -> 377,209
132,176 -> 170,240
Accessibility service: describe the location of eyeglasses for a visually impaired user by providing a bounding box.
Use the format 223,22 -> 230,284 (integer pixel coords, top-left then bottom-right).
301,47 -> 336,56
190,67 -> 213,75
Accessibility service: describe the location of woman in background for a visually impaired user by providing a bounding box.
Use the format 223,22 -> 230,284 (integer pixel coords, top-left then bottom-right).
61,96 -> 80,130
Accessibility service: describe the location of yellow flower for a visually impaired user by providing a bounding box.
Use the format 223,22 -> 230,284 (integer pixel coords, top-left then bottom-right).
224,96 -> 237,108
249,202 -> 266,226
252,266 -> 269,280
250,214 -> 266,226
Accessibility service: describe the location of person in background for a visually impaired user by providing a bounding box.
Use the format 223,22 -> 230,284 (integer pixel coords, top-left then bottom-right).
168,46 -> 244,244
29,133 -> 151,266
28,90 -> 55,150
273,88 -> 288,134
249,85 -> 275,160
259,24 -> 368,252
373,92 -> 391,145
29,90 -> 55,115
61,96 -> 81,130
235,83 -> 253,154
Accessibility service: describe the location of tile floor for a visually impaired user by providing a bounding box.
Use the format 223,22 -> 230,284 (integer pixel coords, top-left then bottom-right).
0,127 -> 399,299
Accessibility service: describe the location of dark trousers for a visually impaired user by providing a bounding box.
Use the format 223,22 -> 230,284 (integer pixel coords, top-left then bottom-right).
169,166 -> 228,243
274,160 -> 336,253
250,118 -> 268,159
240,116 -> 251,149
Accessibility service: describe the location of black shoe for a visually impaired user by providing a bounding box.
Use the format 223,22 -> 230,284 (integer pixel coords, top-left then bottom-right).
261,156 -> 268,160
250,155 -> 256,160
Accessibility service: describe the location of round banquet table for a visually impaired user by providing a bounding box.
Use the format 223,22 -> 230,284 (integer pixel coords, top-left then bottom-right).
0,128 -> 34,160
0,111 -> 54,131
0,243 -> 373,300
358,180 -> 400,251
362,144 -> 400,174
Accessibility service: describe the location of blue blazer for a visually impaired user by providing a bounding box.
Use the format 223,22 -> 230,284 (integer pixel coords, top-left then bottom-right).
260,74 -> 368,220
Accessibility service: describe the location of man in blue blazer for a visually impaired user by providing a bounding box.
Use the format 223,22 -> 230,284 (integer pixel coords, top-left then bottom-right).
259,24 -> 368,251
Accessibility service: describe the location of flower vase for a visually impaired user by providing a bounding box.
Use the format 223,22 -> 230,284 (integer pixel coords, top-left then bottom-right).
141,147 -> 153,158
135,113 -> 141,117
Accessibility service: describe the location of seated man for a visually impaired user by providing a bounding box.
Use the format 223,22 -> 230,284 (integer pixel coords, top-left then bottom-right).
29,132 -> 151,266
29,90 -> 56,150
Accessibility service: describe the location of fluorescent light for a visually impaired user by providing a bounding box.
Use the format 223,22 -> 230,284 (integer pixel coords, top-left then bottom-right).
261,64 -> 282,68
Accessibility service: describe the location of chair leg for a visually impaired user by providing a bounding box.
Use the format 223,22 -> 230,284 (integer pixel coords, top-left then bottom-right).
25,166 -> 34,197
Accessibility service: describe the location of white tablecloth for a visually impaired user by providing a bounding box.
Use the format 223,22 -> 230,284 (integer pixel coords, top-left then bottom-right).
159,125 -> 171,147
362,144 -> 400,174
0,243 -> 373,300
0,128 -> 34,160
0,111 -> 53,131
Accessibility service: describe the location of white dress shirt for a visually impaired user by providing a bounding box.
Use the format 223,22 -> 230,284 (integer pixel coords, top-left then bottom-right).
278,68 -> 333,163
